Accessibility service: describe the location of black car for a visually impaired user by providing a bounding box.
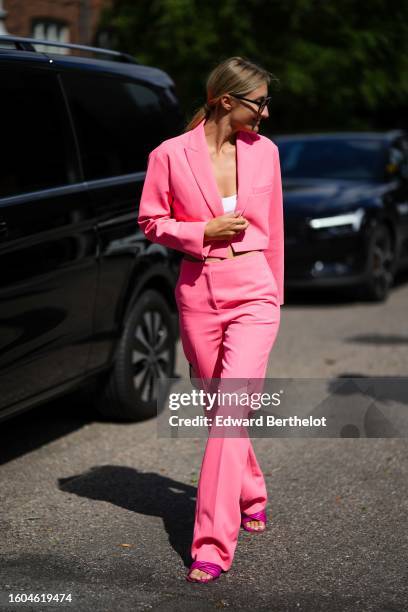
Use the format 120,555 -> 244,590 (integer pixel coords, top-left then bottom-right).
271,131 -> 408,301
0,35 -> 184,423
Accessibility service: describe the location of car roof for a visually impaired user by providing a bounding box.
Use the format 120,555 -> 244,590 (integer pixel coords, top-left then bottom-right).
50,54 -> 175,88
0,37 -> 174,89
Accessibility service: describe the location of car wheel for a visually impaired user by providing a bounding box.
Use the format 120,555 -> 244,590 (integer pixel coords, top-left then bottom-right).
95,289 -> 176,421
361,223 -> 395,302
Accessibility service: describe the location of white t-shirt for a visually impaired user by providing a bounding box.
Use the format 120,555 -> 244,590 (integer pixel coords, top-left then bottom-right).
221,194 -> 237,213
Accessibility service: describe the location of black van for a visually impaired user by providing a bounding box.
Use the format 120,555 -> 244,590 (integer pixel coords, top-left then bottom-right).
0,35 -> 184,423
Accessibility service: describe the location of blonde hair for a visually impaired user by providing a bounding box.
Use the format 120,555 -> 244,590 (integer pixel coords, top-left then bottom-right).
184,56 -> 279,132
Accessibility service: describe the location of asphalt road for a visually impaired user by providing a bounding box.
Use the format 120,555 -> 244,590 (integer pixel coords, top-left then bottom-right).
1,276 -> 407,612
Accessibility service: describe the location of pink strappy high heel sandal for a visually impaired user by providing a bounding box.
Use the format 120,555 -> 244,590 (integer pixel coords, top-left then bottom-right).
186,560 -> 223,583
241,509 -> 267,533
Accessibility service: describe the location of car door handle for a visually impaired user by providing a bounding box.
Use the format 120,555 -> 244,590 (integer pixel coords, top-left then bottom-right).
0,219 -> 9,240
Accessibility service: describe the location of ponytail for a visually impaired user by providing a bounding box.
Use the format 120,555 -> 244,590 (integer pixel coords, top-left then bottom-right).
183,103 -> 211,132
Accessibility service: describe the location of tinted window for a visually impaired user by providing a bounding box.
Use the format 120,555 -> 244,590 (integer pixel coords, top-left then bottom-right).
62,72 -> 166,179
0,65 -> 76,199
277,138 -> 386,181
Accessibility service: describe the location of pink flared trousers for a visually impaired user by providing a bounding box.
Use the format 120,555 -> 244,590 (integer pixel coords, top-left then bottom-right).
175,251 -> 281,571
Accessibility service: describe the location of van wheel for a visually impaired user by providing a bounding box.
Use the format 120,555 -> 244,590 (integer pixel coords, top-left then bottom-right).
360,224 -> 395,302
95,289 -> 176,421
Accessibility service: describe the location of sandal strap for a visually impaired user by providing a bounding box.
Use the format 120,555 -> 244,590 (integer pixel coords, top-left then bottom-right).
242,509 -> 267,524
189,560 -> 222,577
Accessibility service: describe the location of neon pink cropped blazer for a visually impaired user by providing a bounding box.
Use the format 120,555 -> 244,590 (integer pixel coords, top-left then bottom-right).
137,118 -> 285,305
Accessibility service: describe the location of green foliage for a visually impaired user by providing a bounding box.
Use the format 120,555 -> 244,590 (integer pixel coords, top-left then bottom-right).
99,0 -> 408,131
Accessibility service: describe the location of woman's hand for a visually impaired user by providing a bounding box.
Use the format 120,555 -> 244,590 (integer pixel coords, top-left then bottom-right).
204,211 -> 249,241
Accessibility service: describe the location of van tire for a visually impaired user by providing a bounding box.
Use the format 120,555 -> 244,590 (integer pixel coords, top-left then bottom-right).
95,289 -> 176,422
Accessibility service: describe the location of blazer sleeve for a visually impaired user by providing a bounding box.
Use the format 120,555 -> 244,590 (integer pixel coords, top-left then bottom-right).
264,144 -> 285,306
137,146 -> 212,259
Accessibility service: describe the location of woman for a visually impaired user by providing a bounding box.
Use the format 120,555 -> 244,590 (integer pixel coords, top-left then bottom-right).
138,56 -> 284,583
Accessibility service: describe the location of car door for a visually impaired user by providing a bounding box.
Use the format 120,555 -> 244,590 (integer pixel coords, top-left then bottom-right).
59,68 -> 177,370
0,57 -> 98,412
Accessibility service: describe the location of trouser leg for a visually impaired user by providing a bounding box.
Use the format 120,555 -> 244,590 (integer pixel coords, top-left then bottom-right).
190,298 -> 280,570
176,257 -> 281,571
240,442 -> 268,515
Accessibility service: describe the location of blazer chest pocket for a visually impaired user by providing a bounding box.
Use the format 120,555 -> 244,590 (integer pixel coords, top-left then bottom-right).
252,182 -> 274,194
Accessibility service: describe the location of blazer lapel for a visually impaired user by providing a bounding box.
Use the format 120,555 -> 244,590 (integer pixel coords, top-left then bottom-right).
184,119 -> 258,218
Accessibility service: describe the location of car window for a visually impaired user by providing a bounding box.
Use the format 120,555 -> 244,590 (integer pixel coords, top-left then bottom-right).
277,138 -> 386,181
0,65 -> 77,199
61,72 -> 167,180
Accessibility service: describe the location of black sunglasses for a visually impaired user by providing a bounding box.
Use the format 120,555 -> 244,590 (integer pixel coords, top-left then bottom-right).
229,93 -> 272,114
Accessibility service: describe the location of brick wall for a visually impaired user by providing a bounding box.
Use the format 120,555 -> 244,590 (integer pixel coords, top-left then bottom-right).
3,0 -> 113,45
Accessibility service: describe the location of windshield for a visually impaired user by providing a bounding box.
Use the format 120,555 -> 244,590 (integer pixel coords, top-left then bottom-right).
277,138 -> 386,181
